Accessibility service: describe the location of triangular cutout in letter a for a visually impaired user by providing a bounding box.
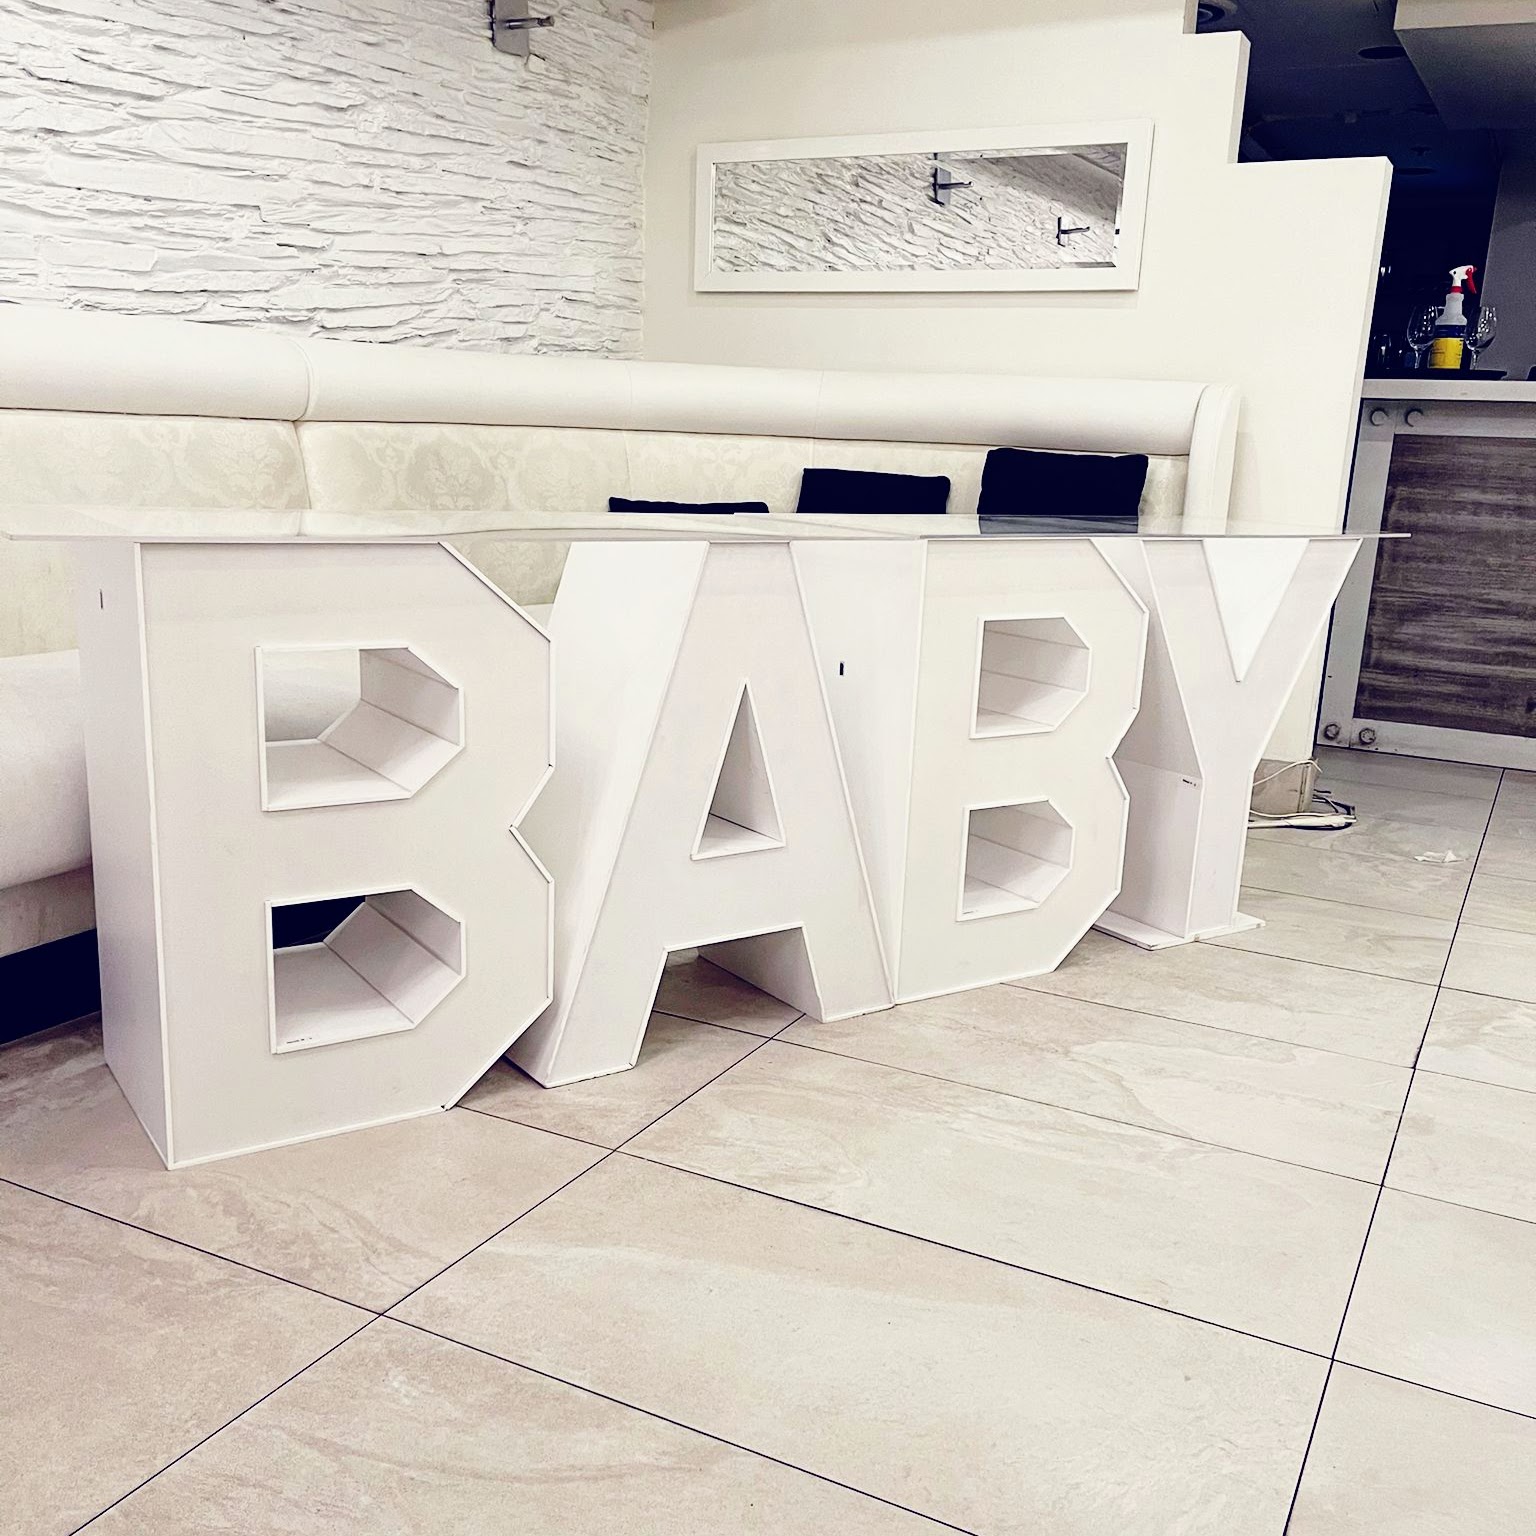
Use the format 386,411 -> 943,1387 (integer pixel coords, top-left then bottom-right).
693,683 -> 786,859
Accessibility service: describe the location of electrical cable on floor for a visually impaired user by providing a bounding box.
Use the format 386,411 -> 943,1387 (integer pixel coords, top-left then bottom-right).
1247,793 -> 1356,831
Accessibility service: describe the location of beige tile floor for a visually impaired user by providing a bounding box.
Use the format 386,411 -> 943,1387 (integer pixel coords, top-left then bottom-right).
5,748 -> 1535,1533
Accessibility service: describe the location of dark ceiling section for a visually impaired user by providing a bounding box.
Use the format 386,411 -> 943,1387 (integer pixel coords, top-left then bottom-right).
1196,0 -> 1499,197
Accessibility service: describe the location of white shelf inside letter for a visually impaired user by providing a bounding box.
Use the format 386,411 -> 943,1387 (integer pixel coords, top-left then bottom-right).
974,617 -> 1090,736
270,889 -> 464,1053
259,645 -> 463,812
961,800 -> 1073,919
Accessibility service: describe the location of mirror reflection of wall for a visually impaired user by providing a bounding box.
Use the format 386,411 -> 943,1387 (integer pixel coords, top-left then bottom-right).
711,143 -> 1128,276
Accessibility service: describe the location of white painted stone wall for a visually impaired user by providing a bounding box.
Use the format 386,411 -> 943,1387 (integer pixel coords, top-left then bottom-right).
713,148 -> 1121,275
0,0 -> 652,354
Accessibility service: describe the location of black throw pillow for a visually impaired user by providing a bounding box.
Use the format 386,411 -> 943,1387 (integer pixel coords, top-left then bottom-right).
609,496 -> 770,515
796,467 -> 950,517
977,447 -> 1148,525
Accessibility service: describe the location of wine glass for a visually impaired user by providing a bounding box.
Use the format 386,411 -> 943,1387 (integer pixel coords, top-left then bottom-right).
1467,304 -> 1498,370
1405,304 -> 1438,371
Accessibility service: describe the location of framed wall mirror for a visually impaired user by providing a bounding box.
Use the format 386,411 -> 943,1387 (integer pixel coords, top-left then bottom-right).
695,122 -> 1153,294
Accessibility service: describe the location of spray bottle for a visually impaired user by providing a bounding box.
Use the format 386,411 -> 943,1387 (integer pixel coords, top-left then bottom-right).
1428,265 -> 1477,371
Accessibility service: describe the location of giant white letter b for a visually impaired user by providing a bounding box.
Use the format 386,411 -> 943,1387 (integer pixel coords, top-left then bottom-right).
77,540 -> 552,1167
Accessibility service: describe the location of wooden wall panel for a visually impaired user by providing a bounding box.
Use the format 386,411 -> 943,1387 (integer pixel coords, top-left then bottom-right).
1356,434 -> 1536,739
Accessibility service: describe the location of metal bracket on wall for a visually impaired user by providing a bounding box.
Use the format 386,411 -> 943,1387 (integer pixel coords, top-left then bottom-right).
929,157 -> 973,207
490,0 -> 555,58
1056,216 -> 1091,245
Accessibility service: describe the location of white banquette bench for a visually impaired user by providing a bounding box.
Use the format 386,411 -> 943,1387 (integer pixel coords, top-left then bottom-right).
0,305 -> 1238,958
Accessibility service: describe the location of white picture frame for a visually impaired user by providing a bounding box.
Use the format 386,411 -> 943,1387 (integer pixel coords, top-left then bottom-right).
694,120 -> 1154,294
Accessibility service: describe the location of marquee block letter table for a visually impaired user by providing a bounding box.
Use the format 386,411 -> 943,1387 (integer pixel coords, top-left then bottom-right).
510,535 -> 895,1087
2,509 -> 1372,1154
792,532 -> 1148,1005
1096,537 -> 1364,947
790,518 -> 1369,982
4,509 -> 556,1168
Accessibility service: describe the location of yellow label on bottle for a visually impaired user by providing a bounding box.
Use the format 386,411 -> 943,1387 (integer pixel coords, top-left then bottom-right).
1428,337 -> 1464,371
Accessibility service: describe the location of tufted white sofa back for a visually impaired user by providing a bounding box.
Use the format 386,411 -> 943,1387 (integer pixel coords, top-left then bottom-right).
0,306 -> 1238,657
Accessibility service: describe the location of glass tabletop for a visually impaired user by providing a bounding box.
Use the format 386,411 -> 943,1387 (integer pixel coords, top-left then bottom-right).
0,505 -> 1383,543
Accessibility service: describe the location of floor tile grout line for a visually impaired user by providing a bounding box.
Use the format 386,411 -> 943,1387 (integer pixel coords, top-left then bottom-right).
1248,822 -> 1487,857
770,1010 -> 810,1038
1419,976 -> 1536,1013
614,1029 -> 782,1151
1455,862 -> 1536,895
1279,1357 -> 1338,1535
379,1018 -> 788,1311
1201,935 -> 1448,990
1240,881 -> 1466,929
1281,766 -> 1505,1533
1348,768 -> 1504,1291
1404,1063 -> 1536,1104
651,1005 -> 799,1041
385,1315 -> 976,1535
765,1031 -> 1394,1189
2,1036 -> 822,1326
0,1018 -> 800,1378
1320,782 -> 1499,808
381,1147 -> 618,1317
1440,914 -> 1536,942
1381,1179 -> 1536,1230
1000,976 -> 1424,1071
1316,768 -> 1501,807
1281,1062 -> 1423,1532
1343,1360 -> 1536,1425
612,1148 -> 1334,1362
1222,880 -> 1461,933
1317,766 -> 1502,803
1414,978 -> 1536,1009
1209,926 -> 1455,982
1329,1064 -> 1431,1359
1241,863 -> 1469,915
456,1028 -> 787,1154
1245,838 -> 1478,885
850,976 -> 1423,1071
69,1313 -> 382,1534
0,1175 -> 384,1316
457,1100 -> 616,1152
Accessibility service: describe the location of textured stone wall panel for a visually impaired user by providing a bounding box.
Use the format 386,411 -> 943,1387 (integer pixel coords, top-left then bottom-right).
0,0 -> 652,354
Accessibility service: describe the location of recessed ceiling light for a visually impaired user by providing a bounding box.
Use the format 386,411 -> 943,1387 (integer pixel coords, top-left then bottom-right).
1196,2 -> 1230,24
1359,43 -> 1406,60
